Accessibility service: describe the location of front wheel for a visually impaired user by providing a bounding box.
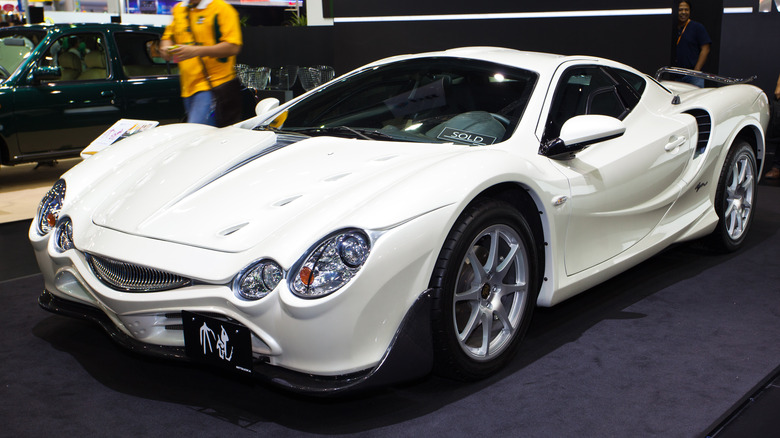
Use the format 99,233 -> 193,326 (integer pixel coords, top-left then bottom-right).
429,199 -> 539,380
708,140 -> 757,251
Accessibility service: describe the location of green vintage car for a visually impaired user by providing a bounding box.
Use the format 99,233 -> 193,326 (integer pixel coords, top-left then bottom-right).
0,23 -> 183,167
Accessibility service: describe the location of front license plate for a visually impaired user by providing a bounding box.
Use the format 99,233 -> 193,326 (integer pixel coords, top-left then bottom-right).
182,311 -> 253,375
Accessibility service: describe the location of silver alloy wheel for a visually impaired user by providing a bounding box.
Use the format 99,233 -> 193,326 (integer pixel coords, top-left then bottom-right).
723,150 -> 755,240
453,224 -> 529,361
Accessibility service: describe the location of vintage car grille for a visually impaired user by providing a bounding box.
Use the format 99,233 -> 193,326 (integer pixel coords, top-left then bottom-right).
87,254 -> 192,292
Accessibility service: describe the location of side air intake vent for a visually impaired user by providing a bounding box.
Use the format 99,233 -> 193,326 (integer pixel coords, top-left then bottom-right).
685,109 -> 711,158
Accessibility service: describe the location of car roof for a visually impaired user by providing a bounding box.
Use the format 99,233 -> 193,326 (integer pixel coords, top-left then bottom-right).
366,47 -> 629,79
9,23 -> 165,33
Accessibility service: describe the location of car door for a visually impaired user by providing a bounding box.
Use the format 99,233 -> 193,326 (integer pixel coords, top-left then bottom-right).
540,65 -> 695,275
13,31 -> 125,158
113,31 -> 183,124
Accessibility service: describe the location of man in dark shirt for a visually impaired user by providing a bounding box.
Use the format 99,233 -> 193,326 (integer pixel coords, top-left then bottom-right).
674,1 -> 711,87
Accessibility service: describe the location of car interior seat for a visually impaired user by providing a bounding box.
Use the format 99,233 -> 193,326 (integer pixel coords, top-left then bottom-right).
57,52 -> 82,81
77,51 -> 107,80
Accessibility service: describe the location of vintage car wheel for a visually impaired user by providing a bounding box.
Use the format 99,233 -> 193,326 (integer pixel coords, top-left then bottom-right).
430,199 -> 539,380
709,140 -> 757,251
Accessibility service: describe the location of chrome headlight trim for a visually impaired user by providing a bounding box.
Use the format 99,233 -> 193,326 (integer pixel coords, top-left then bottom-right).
290,229 -> 371,299
36,179 -> 66,235
233,259 -> 285,301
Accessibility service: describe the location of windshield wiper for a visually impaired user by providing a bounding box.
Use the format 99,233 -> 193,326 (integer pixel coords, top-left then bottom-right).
252,125 -> 311,137
288,126 -> 399,141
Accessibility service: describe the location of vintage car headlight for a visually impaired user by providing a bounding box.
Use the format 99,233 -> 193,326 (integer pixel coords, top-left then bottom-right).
54,216 -> 75,252
291,230 -> 370,298
234,260 -> 284,300
36,179 -> 66,235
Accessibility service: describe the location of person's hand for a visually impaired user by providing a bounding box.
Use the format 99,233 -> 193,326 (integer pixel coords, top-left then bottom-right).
169,44 -> 200,62
159,40 -> 174,61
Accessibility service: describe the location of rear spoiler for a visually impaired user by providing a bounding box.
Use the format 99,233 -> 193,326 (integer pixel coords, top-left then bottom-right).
655,67 -> 757,85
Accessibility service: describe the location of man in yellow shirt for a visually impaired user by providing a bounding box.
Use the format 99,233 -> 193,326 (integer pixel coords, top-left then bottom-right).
161,0 -> 242,126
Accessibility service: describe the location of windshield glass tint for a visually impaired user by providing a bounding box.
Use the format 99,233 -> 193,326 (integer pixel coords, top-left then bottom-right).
0,30 -> 46,79
263,57 -> 537,145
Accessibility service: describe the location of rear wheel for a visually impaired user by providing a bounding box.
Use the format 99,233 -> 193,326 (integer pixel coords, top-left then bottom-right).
430,199 -> 539,380
708,140 -> 757,251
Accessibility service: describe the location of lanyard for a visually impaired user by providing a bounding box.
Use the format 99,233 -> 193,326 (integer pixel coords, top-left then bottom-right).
676,19 -> 690,45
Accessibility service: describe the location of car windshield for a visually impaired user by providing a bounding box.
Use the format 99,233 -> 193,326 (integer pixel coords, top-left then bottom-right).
0,29 -> 46,81
255,57 -> 537,145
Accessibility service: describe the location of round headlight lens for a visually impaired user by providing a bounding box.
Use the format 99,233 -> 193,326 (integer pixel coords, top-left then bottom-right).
55,217 -> 74,252
234,260 -> 284,300
36,179 -> 66,235
292,230 -> 370,298
262,263 -> 283,289
338,233 -> 370,268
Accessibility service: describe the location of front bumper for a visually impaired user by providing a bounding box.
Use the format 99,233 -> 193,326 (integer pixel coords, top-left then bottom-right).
39,288 -> 434,394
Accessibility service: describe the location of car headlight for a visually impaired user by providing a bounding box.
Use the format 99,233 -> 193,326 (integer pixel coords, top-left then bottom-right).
55,216 -> 74,252
291,230 -> 370,298
36,179 -> 66,235
233,259 -> 284,300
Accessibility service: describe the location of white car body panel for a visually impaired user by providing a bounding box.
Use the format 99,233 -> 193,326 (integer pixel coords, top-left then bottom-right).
30,47 -> 769,390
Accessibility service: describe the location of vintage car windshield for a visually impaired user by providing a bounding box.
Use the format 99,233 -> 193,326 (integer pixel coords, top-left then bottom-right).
256,57 -> 537,145
0,30 -> 46,80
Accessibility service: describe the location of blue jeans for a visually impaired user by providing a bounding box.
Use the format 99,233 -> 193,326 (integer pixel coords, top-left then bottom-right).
680,75 -> 705,88
184,90 -> 216,126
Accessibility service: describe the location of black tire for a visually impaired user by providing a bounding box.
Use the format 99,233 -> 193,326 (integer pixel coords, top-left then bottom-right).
429,199 -> 539,381
707,140 -> 757,252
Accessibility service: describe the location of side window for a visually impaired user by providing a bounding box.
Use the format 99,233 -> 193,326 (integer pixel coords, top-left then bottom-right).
114,32 -> 178,77
543,66 -> 628,142
41,33 -> 107,81
607,66 -> 645,111
609,67 -> 646,96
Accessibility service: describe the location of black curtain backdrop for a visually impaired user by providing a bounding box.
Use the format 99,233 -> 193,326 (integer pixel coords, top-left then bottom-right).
324,1 -> 728,80
721,0 -> 780,97
333,0 -> 671,17
235,1 -> 779,101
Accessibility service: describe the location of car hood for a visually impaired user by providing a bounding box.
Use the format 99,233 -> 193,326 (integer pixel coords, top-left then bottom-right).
89,126 -> 464,253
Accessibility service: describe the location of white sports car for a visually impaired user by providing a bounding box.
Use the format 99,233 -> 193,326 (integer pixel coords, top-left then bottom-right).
31,48 -> 769,394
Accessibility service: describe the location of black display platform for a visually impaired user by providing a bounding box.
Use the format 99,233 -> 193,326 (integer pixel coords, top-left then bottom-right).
1,184 -> 779,437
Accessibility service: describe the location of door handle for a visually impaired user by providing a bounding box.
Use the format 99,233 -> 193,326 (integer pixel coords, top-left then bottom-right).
665,136 -> 686,151
100,90 -> 117,105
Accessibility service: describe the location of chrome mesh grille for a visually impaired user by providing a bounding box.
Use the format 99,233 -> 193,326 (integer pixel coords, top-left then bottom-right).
87,254 -> 191,292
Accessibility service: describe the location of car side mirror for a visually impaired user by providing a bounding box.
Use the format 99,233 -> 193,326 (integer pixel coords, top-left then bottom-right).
539,115 -> 626,160
237,97 -> 283,129
255,97 -> 280,116
30,66 -> 62,84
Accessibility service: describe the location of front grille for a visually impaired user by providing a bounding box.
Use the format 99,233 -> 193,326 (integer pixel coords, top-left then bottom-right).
87,254 -> 192,292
